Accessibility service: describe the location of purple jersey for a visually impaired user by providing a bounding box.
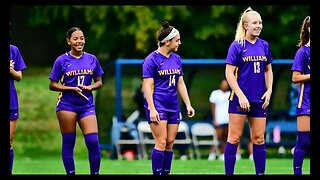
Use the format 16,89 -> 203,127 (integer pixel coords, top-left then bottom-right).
291,45 -> 310,111
142,50 -> 184,112
49,52 -> 104,109
226,38 -> 273,103
10,44 -> 27,110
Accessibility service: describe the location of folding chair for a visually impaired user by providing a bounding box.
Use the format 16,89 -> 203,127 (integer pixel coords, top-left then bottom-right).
137,120 -> 194,160
174,121 -> 194,159
191,122 -> 219,159
137,121 -> 154,159
115,128 -> 143,160
113,117 -> 143,160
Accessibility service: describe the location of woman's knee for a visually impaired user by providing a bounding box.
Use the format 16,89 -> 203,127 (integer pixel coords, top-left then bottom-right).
228,135 -> 241,144
251,135 -> 265,144
155,139 -> 167,149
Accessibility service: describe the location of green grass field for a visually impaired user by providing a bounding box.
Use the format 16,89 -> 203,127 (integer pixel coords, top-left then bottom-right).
12,157 -> 309,175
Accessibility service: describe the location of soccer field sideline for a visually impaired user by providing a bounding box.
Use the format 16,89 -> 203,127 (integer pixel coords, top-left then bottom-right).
12,157 -> 310,175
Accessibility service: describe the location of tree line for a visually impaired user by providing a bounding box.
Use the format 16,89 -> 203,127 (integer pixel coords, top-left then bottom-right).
10,5 -> 309,66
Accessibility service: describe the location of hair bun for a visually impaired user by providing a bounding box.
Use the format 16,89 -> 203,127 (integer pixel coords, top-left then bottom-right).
162,21 -> 170,28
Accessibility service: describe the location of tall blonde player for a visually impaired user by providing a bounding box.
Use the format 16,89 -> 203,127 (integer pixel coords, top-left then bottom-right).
224,7 -> 273,175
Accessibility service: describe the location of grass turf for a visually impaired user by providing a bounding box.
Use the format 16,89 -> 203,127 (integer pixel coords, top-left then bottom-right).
12,157 -> 310,175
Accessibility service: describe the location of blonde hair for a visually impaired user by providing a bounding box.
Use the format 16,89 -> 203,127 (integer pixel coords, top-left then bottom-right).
234,7 -> 260,46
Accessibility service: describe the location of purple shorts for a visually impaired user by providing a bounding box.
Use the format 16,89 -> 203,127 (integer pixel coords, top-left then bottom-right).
10,109 -> 19,121
228,100 -> 267,118
145,109 -> 180,124
296,107 -> 310,116
56,101 -> 96,120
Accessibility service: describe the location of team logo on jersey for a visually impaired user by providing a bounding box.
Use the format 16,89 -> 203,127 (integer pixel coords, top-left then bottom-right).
157,68 -> 181,76
236,106 -> 242,112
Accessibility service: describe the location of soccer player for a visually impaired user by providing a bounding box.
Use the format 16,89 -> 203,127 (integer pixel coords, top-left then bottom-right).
224,7 -> 273,175
10,44 -> 27,174
49,27 -> 104,175
291,16 -> 310,175
142,21 -> 195,175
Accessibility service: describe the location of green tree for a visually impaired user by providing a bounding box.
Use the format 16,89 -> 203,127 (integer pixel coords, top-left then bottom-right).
15,5 -> 309,64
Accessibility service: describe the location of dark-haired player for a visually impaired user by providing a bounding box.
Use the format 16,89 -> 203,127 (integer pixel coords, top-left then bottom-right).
142,21 -> 195,175
49,27 -> 104,175
291,16 -> 310,175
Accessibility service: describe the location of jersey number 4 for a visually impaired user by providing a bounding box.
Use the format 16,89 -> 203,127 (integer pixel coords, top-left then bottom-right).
169,75 -> 176,86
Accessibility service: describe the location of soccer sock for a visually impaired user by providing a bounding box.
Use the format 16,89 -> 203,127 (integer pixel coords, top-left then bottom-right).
151,148 -> 165,175
61,132 -> 76,175
84,133 -> 101,175
9,148 -> 14,173
253,143 -> 266,175
161,150 -> 173,175
224,142 -> 238,175
293,131 -> 310,175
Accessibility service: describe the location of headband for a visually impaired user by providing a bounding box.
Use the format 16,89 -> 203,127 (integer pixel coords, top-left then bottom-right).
158,28 -> 179,47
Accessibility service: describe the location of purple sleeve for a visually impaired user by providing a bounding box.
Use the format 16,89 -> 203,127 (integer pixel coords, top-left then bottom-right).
10,45 -> 27,71
93,57 -> 104,78
226,41 -> 241,66
142,55 -> 157,78
263,41 -> 273,64
49,58 -> 63,82
291,48 -> 305,72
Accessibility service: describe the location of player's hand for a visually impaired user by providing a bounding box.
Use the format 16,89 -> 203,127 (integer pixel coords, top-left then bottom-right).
149,108 -> 160,124
186,105 -> 195,118
238,95 -> 250,112
78,85 -> 92,91
74,86 -> 83,93
10,60 -> 15,74
261,90 -> 272,109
